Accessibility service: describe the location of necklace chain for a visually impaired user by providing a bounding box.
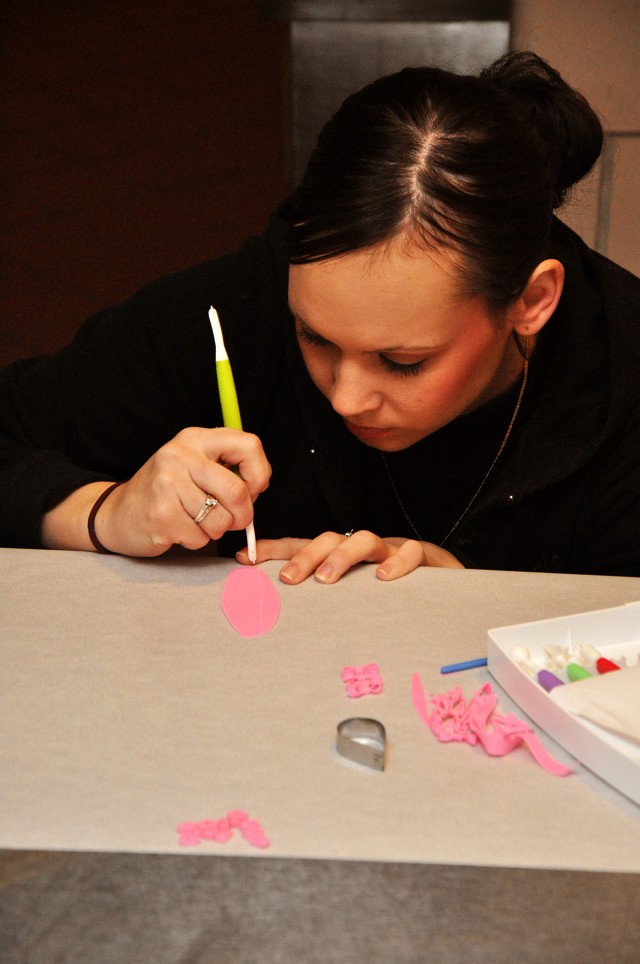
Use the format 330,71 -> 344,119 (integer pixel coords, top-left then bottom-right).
380,346 -> 529,549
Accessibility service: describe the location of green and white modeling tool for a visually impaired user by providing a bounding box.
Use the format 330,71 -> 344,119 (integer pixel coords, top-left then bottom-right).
208,306 -> 257,563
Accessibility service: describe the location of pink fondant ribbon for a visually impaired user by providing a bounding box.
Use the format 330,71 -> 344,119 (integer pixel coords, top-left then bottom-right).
220,567 -> 281,638
411,674 -> 572,776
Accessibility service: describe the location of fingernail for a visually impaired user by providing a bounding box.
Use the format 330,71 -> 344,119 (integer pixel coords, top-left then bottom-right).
314,563 -> 334,583
280,563 -> 298,583
376,565 -> 391,579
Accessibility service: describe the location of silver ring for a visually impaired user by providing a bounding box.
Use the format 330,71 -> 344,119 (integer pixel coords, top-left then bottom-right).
193,495 -> 218,524
344,529 -> 354,538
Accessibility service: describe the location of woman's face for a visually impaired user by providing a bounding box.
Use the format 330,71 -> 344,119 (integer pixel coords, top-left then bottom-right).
288,236 -> 524,452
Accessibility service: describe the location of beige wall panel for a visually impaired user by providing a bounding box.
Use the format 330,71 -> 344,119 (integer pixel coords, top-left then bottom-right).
512,0 -> 639,273
605,136 -> 640,275
511,0 -> 640,129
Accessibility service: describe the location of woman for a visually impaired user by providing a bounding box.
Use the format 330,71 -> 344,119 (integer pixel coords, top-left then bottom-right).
1,52 -> 639,579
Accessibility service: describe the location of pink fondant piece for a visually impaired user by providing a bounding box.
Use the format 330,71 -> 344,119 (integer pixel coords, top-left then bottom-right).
220,566 -> 281,638
341,663 -> 383,697
227,809 -> 249,828
411,674 -> 572,777
176,811 -> 270,849
411,672 -> 432,727
518,732 -> 573,776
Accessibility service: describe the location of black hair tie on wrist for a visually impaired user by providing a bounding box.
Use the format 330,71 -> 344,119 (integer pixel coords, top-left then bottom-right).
87,481 -> 124,553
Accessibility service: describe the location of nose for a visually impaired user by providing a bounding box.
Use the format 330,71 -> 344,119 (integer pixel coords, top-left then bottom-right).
329,356 -> 382,417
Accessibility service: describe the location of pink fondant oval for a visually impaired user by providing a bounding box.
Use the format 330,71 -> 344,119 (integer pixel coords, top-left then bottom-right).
220,567 -> 281,638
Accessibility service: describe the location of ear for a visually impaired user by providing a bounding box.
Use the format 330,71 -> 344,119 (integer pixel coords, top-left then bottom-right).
511,259 -> 565,336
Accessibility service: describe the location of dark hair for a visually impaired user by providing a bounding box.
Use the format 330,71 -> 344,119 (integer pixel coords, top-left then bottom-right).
281,52 -> 603,308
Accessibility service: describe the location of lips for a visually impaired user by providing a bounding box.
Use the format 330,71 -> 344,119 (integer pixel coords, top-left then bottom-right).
344,421 -> 391,441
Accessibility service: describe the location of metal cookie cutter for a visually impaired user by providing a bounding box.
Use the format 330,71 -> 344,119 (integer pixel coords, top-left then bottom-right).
336,718 -> 386,771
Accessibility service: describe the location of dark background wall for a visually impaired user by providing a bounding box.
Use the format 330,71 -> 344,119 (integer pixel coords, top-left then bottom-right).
0,1 -> 290,365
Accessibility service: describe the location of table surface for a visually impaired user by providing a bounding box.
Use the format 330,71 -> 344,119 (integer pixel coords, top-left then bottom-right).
1,549 -> 639,961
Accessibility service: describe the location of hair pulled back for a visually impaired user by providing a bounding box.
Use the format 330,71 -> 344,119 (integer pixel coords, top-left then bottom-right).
281,51 -> 603,307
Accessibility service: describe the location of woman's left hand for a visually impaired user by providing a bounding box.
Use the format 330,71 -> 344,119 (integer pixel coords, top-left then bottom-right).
235,531 -> 465,584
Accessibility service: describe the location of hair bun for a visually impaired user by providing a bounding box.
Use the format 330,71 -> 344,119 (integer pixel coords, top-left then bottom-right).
481,51 -> 603,207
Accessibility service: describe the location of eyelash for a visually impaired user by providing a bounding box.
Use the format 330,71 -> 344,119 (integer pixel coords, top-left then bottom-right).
378,357 -> 425,377
296,326 -> 426,378
296,325 -> 326,348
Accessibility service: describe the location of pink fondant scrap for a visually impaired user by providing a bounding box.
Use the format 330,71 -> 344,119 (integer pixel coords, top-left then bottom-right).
177,810 -> 269,849
341,663 -> 383,698
411,674 -> 572,777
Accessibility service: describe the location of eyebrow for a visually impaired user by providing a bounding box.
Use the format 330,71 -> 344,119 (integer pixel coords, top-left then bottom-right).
291,310 -> 446,354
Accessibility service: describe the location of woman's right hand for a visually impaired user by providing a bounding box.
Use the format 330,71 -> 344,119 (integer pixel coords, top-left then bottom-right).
41,427 -> 271,556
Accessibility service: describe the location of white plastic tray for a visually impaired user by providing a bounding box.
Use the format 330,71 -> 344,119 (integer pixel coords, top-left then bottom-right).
487,601 -> 640,806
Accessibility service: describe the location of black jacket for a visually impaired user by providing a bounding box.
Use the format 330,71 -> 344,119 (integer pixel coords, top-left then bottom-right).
1,216 -> 639,575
